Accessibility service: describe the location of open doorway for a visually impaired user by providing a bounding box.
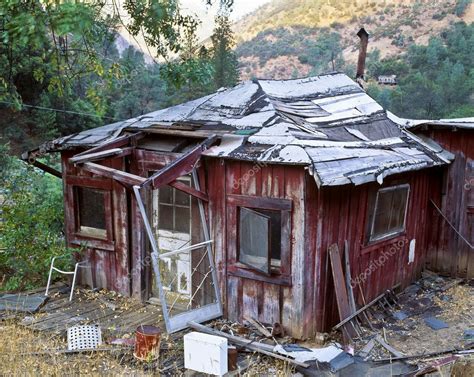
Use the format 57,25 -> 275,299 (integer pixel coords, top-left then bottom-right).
151,175 -> 193,298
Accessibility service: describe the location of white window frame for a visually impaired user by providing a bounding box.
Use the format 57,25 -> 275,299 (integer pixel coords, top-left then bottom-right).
370,184 -> 410,242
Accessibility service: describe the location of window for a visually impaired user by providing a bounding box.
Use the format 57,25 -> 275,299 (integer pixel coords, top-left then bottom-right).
227,194 -> 292,284
157,179 -> 191,234
76,187 -> 107,239
239,207 -> 281,275
369,184 -> 410,242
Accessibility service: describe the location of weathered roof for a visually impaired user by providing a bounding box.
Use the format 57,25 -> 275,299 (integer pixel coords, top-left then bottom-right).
388,114 -> 474,131
33,72 -> 453,187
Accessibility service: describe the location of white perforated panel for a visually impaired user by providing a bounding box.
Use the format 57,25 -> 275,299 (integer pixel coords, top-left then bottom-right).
67,325 -> 102,351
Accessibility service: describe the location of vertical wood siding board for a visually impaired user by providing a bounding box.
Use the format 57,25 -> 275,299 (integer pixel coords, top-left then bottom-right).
330,188 -> 344,328
403,173 -> 413,282
111,157 -> 130,295
434,172 -> 443,272
417,172 -> 430,278
282,167 -> 305,338
346,187 -> 357,288
352,188 -> 366,306
273,165 -> 285,198
261,165 -> 272,197
208,159 -> 227,311
319,188 -> 332,330
242,279 -> 259,321
303,173 -> 318,336
227,276 -> 240,321
225,162 -> 240,318
128,153 -> 144,298
314,187 -> 325,332
437,133 -> 450,273
354,189 -> 367,299
322,188 -> 338,329
62,152 -> 76,246
448,134 -> 463,275
262,282 -> 280,325
458,136 -> 470,276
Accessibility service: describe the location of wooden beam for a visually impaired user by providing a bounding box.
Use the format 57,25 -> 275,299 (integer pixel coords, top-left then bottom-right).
168,180 -> 209,202
329,244 -> 357,340
73,132 -> 144,158
125,127 -> 229,139
69,147 -> 133,164
32,160 -> 62,179
143,135 -> 218,189
81,162 -> 146,187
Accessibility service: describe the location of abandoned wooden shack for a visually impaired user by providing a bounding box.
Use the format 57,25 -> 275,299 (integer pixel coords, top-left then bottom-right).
407,118 -> 474,279
24,73 -> 457,339
377,75 -> 397,85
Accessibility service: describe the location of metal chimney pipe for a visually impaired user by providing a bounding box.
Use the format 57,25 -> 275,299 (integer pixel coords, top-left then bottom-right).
356,28 -> 369,80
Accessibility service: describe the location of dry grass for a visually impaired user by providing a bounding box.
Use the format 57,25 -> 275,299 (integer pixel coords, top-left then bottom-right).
0,320 -> 172,376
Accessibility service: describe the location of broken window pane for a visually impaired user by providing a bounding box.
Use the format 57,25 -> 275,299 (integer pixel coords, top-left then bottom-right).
175,180 -> 190,206
157,177 -> 191,235
76,187 -> 107,238
159,185 -> 173,204
239,207 -> 270,274
158,204 -> 174,231
175,207 -> 190,233
371,185 -> 409,241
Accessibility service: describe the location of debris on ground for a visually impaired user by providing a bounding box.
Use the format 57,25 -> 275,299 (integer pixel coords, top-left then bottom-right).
1,271 -> 473,376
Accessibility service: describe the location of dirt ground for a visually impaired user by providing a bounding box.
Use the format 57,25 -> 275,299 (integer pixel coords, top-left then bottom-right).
1,273 -> 472,376
385,277 -> 474,356
0,319 -> 293,376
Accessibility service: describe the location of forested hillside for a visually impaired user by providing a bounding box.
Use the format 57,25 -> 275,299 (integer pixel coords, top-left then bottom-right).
234,0 -> 474,119
0,2 -> 238,155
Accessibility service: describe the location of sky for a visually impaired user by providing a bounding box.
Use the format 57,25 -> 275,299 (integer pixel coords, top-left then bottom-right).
180,0 -> 272,40
112,0 -> 272,61
181,0 -> 272,20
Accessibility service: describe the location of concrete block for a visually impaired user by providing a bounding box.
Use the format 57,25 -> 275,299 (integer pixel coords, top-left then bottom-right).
184,331 -> 228,376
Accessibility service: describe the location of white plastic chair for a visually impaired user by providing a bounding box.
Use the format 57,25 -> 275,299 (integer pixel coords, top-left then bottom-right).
45,256 -> 92,301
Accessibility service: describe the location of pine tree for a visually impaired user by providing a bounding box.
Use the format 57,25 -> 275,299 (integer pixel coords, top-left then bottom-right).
211,13 -> 239,89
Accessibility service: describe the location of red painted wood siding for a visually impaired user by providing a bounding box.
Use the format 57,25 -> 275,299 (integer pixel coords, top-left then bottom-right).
421,129 -> 474,278
307,169 -> 439,332
206,159 -> 312,339
61,150 -> 130,296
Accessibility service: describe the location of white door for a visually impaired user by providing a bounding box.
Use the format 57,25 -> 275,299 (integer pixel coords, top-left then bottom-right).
152,177 -> 192,297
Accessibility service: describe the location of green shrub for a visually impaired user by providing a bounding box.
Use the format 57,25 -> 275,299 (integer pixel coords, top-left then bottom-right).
0,145 -> 74,291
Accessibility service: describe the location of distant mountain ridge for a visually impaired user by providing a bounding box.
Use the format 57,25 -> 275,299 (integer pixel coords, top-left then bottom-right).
233,0 -> 474,80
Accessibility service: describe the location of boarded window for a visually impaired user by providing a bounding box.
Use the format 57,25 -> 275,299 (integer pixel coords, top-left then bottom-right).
239,207 -> 282,274
370,184 -> 409,241
76,187 -> 107,239
158,179 -> 191,234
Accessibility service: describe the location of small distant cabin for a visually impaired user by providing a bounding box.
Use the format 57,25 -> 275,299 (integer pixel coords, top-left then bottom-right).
377,75 -> 397,85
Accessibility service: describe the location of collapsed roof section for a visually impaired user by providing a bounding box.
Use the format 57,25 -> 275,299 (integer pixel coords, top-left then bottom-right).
30,72 -> 453,187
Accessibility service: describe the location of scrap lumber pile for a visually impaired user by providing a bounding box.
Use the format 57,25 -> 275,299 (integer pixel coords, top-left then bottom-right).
327,245 -> 474,376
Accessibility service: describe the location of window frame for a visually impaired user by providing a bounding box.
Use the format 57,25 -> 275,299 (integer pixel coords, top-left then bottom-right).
238,207 -> 272,275
66,175 -> 114,250
368,183 -> 410,243
227,194 -> 292,286
156,176 -> 192,236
